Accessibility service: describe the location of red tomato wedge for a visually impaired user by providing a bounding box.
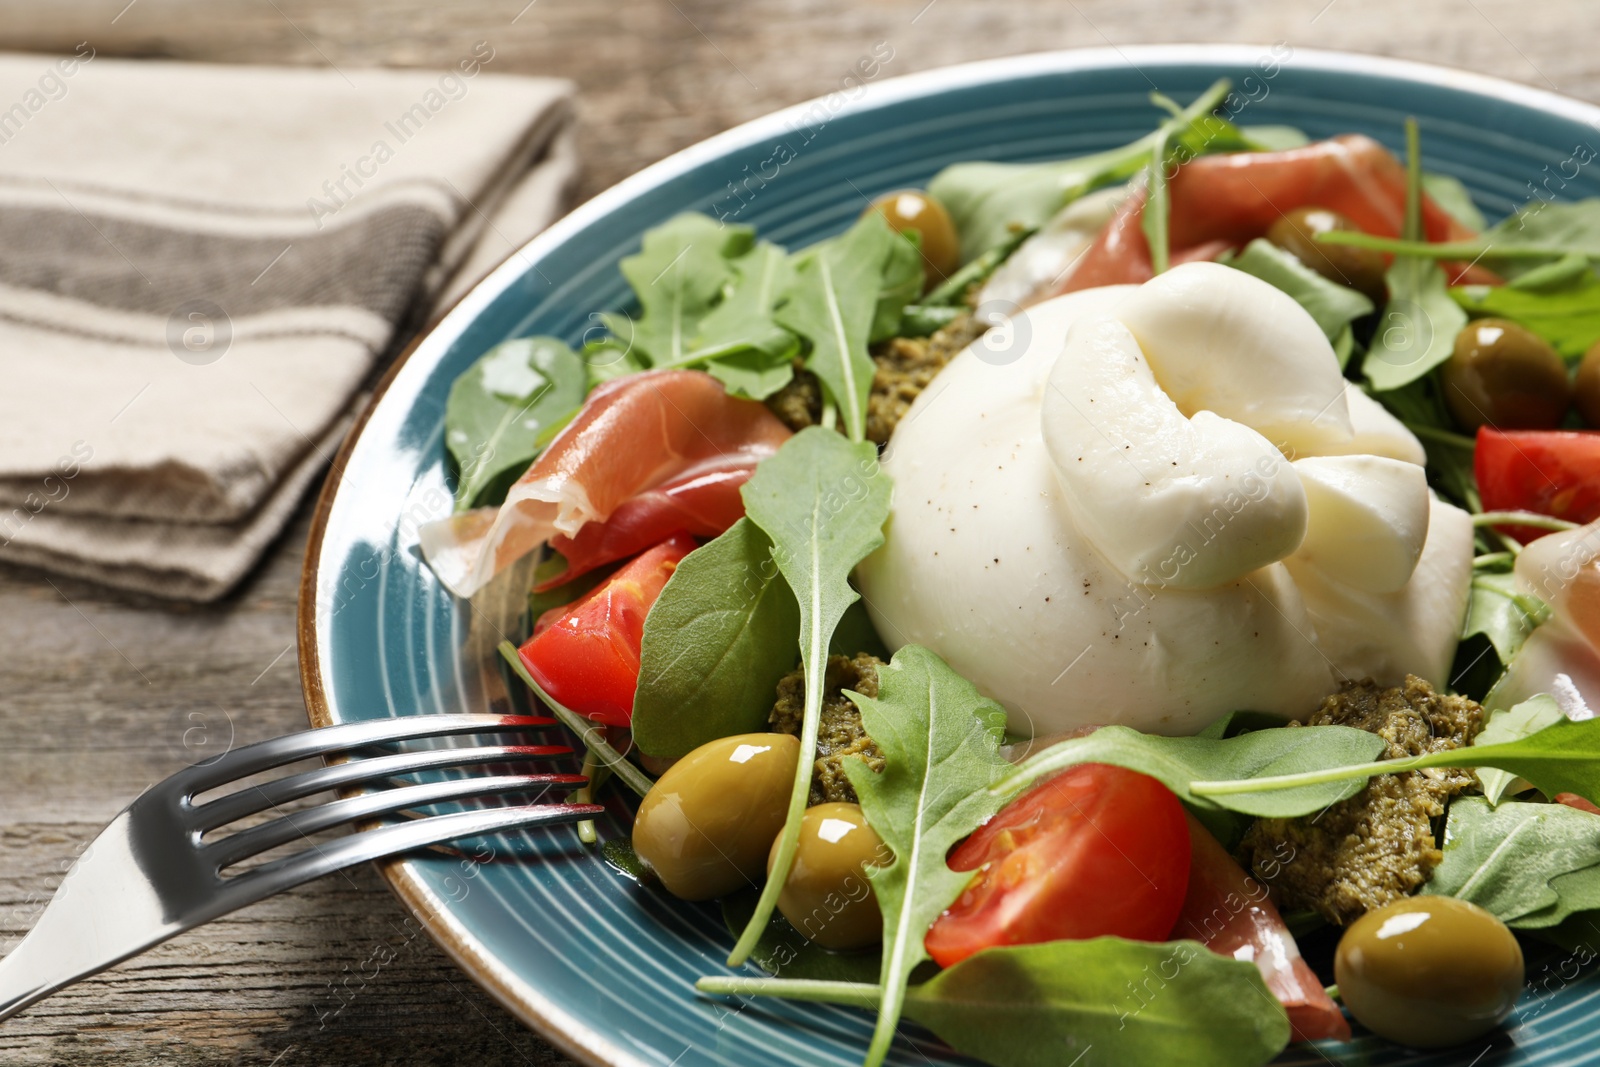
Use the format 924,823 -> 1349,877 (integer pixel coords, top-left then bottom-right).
924,763 -> 1191,968
1476,427 -> 1600,544
421,369 -> 791,598
1059,134 -> 1499,296
537,460 -> 754,591
518,533 -> 695,727
1173,814 -> 1351,1043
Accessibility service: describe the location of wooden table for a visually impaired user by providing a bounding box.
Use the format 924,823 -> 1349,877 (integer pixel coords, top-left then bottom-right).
0,1 -> 1593,1062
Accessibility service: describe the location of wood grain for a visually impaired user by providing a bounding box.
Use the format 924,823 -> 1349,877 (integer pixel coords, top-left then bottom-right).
0,0 -> 1595,1063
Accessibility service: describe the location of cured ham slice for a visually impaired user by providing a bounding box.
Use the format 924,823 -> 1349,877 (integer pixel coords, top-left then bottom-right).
537,461 -> 754,591
1173,814 -> 1351,1043
421,369 -> 791,598
1059,135 -> 1498,296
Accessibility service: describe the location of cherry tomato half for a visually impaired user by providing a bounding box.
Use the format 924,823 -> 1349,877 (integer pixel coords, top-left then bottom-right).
1476,427 -> 1600,544
518,533 -> 695,727
924,763 -> 1191,968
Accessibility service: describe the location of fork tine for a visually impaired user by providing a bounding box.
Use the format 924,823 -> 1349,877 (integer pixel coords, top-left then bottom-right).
204,773 -> 588,870
207,803 -> 605,920
164,714 -> 557,797
189,744 -> 572,832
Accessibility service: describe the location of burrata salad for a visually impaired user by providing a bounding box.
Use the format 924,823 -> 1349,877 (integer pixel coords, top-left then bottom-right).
420,79 -> 1600,1066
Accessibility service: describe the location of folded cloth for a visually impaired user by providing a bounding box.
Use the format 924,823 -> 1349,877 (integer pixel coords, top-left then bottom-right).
0,48 -> 577,599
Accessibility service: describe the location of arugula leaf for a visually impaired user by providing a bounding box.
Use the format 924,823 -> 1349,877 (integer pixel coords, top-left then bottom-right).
720,890 -> 882,984
444,337 -> 587,511
870,228 -> 924,343
927,78 -> 1238,261
829,598 -> 890,660
1421,171 -> 1487,231
727,428 -> 892,964
699,938 -> 1290,1067
1316,199 -> 1600,278
1364,254 -> 1468,391
1463,565 -> 1549,666
619,213 -> 753,365
776,215 -> 900,441
1426,797 -> 1600,928
631,518 -> 801,759
1001,723 -> 1388,819
702,350 -> 796,400
1142,118 -> 1176,276
1239,124 -> 1309,151
920,227 -> 1034,307
1475,694 -> 1564,803
1452,268 -> 1600,358
1222,239 -> 1375,356
842,644 -> 1015,1067
675,241 -> 797,366
1191,712 -> 1600,809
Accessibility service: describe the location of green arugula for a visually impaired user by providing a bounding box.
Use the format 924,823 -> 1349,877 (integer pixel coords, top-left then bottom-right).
1426,797 -> 1600,929
631,518 -> 801,759
701,349 -> 796,400
727,428 -> 892,965
1475,694 -> 1563,803
1141,91 -> 1183,276
776,215 -> 906,441
1363,120 -> 1469,392
1421,171 -> 1487,231
1451,268 -> 1600,359
1462,562 -> 1548,671
610,213 -> 753,366
927,78 -> 1239,261
683,241 -> 796,364
699,938 -> 1290,1067
720,890 -> 882,984
1190,713 -> 1600,808
1317,199 -> 1600,279
1222,238 -> 1375,364
444,337 -> 587,511
1239,124 -> 1309,151
1000,722 -> 1388,819
919,227 -> 1034,308
841,645 -> 1015,1067
870,227 -> 925,343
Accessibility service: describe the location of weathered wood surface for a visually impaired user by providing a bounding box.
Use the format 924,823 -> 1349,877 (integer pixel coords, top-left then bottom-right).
0,1 -> 1594,1063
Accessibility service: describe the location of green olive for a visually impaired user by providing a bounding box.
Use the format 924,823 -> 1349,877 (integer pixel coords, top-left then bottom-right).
866,190 -> 960,288
1441,318 -> 1570,431
632,733 -> 799,901
1265,206 -> 1389,304
767,802 -> 886,950
1335,896 -> 1523,1048
1576,341 -> 1600,428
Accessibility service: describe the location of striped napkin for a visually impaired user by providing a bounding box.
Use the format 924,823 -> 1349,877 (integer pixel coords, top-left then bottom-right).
0,49 -> 576,600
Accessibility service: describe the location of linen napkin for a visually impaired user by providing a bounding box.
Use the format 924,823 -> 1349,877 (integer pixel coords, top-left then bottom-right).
0,48 -> 577,600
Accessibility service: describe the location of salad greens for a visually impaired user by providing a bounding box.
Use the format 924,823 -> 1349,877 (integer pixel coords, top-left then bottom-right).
728,427 -> 892,965
1452,268 -> 1600,359
1474,694 -> 1564,804
631,517 -> 801,759
840,645 -> 1015,1067
701,937 -> 1290,1067
444,336 -> 586,511
1221,238 -> 1374,366
928,78 -> 1243,262
1457,560 -> 1550,703
1362,120 -> 1468,392
775,213 -> 916,441
1427,797 -> 1600,929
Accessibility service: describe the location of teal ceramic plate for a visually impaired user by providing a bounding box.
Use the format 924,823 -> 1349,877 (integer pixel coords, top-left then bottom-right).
300,46 -> 1600,1067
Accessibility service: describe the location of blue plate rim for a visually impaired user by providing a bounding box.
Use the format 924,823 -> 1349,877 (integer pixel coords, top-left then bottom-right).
297,44 -> 1600,1067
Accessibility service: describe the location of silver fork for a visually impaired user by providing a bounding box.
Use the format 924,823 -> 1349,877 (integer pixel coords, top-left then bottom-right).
0,712 -> 600,1021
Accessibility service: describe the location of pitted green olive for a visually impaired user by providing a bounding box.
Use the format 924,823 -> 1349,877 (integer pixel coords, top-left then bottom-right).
1335,896 -> 1523,1048
1265,206 -> 1389,304
632,733 -> 799,901
1441,318 -> 1570,431
767,802 -> 886,950
866,190 -> 960,287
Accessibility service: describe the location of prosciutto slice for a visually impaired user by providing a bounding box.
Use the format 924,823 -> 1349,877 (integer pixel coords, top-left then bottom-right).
421,369 -> 791,598
537,461 -> 754,591
1059,134 -> 1498,296
1173,814 -> 1351,1044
